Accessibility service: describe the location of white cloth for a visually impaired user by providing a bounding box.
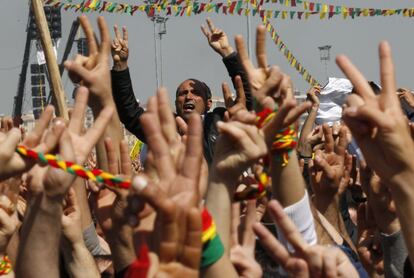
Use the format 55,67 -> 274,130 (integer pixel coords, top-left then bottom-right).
316,77 -> 353,125
276,190 -> 317,253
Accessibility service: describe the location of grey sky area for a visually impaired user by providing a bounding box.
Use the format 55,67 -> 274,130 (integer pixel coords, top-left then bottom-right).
1,0 -> 413,115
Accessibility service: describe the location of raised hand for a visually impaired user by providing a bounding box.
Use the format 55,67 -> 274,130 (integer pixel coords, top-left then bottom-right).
230,201 -> 262,278
356,203 -> 384,276
129,179 -> 202,278
64,16 -> 113,108
111,25 -> 129,71
61,188 -> 82,244
339,41 -> 414,183
254,200 -> 359,277
309,124 -> 348,196
212,110 -> 267,183
258,68 -> 311,147
0,106 -> 62,181
201,18 -> 234,58
67,87 -> 113,164
235,26 -> 271,104
140,88 -> 203,208
397,88 -> 414,108
306,86 -> 321,107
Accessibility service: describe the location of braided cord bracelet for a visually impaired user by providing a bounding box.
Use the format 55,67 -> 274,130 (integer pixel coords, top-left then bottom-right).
16,145 -> 131,190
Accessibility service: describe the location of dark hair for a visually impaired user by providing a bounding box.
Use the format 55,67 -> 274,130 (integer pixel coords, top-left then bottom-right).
176,79 -> 212,100
368,81 -> 381,95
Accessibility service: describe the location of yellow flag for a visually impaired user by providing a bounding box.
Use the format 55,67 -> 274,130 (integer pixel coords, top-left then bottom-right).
266,10 -> 272,18
320,12 -> 326,19
130,140 -> 143,160
89,0 -> 99,9
322,4 -> 328,13
186,5 -> 192,16
403,9 -> 409,17
303,1 -> 308,10
282,11 -> 288,19
305,12 -> 310,19
244,8 -> 250,16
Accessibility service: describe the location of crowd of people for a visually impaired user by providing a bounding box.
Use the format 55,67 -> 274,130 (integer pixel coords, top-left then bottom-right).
0,14 -> 413,277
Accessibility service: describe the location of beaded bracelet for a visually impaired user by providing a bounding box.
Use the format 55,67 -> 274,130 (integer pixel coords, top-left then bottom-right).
0,256 -> 11,275
16,145 -> 131,190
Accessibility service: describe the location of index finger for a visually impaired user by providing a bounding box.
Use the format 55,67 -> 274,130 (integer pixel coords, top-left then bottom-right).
180,114 -> 203,181
68,86 -> 88,135
336,55 -> 376,104
97,16 -> 111,59
222,82 -> 234,108
122,26 -> 129,44
206,18 -> 215,32
256,26 -> 268,69
322,124 -> 334,153
157,88 -> 179,145
234,76 -> 246,104
334,126 -> 348,156
113,24 -> 121,40
79,16 -> 98,55
23,105 -> 54,148
200,25 -> 209,38
235,35 -> 254,73
379,41 -> 398,108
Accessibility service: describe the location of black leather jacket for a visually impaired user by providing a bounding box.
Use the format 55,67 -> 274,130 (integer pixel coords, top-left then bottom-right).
111,51 -> 251,165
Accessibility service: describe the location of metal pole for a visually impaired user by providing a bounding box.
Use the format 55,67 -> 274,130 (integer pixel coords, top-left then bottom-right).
153,19 -> 159,88
159,35 -> 163,86
246,2 -> 251,57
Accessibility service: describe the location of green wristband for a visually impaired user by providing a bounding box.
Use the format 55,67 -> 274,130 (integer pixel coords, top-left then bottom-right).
200,234 -> 224,268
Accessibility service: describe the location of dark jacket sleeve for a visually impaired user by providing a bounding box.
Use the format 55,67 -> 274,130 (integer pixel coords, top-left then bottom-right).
222,51 -> 253,110
111,68 -> 147,143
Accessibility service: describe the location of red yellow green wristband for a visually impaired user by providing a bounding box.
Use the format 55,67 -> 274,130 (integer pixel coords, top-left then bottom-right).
0,255 -> 11,275
201,208 -> 224,268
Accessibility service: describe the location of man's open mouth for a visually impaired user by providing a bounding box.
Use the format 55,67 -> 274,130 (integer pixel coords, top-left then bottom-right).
183,103 -> 195,112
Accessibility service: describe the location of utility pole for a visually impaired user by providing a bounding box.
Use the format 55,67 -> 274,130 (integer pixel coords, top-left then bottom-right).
148,0 -> 168,88
318,45 -> 332,83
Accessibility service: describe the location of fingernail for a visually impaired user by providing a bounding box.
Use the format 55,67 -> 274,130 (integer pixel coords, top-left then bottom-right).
132,176 -> 148,192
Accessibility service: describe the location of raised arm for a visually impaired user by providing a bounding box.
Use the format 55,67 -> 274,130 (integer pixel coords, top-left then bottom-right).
338,41 -> 414,267
201,18 -> 252,110
297,86 -> 320,159
110,25 -> 146,141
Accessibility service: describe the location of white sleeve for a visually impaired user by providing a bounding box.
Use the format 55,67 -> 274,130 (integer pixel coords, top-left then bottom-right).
275,190 -> 317,253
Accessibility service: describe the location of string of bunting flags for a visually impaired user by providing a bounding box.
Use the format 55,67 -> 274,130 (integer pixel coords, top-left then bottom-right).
260,16 -> 319,86
263,0 -> 414,19
44,0 -> 321,86
44,0 -> 413,86
45,0 -> 414,19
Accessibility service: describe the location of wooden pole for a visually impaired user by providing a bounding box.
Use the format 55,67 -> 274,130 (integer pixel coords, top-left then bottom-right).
31,0 -> 68,120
